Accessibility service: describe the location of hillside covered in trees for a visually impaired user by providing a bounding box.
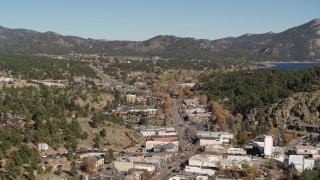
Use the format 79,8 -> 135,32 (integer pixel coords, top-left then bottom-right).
0,54 -> 144,179
0,54 -> 97,80
195,67 -> 320,115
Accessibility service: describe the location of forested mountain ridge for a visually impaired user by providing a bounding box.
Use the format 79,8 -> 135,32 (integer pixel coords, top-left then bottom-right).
0,19 -> 320,61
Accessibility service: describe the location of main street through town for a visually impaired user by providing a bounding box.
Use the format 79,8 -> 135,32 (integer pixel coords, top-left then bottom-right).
152,100 -> 197,180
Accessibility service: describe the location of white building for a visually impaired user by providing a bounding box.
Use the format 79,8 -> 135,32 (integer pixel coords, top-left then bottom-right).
140,127 -> 176,137
38,143 -> 49,151
185,108 -> 206,114
132,162 -> 156,172
226,148 -> 247,156
140,129 -> 156,137
188,154 -> 222,168
196,176 -> 209,180
198,131 -> 234,146
0,77 -> 13,82
288,155 -> 315,173
178,83 -> 196,89
219,156 -> 252,170
264,135 -> 273,157
169,176 -> 192,180
295,145 -> 318,156
184,166 -> 215,176
304,159 -> 316,170
272,147 -> 285,162
126,94 -> 137,103
199,137 -> 221,147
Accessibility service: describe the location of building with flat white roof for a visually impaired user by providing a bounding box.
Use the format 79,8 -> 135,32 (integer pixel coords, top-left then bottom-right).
288,155 -> 316,173
219,156 -> 252,170
198,131 -> 234,146
289,155 -> 304,173
226,148 -> 247,156
189,154 -> 222,168
185,166 -> 215,176
132,162 -> 156,172
169,176 -> 193,180
38,143 -> 49,151
140,127 -> 176,137
295,145 -> 318,156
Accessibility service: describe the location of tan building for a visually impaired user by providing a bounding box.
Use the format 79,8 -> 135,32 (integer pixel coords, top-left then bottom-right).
115,161 -> 133,172
126,94 -> 137,103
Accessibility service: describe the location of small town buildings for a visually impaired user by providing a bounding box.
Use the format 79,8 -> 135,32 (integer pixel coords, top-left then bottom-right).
140,127 -> 176,137
198,131 -> 234,146
219,156 -> 252,170
146,140 -> 179,152
38,143 -> 49,151
199,136 -> 221,147
252,136 -> 285,161
150,135 -> 179,142
188,154 -> 222,168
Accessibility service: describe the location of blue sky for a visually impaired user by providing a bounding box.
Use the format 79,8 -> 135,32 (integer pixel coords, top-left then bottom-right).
0,0 -> 319,41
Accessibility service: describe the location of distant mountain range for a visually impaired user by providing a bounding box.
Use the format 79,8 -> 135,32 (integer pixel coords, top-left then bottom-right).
0,19 -> 320,61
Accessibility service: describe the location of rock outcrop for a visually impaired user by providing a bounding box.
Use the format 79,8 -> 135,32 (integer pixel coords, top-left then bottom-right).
247,90 -> 320,126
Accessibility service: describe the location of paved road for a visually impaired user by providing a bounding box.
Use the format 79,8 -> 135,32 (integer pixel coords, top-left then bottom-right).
90,65 -> 152,95
152,100 -> 197,180
171,100 -> 189,149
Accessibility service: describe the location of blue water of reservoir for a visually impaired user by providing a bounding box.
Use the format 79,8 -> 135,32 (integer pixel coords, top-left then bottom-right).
263,63 -> 320,70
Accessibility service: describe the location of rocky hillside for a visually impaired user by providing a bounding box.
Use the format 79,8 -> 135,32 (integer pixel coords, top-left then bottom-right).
78,118 -> 144,149
248,90 -> 320,126
0,19 -> 320,61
